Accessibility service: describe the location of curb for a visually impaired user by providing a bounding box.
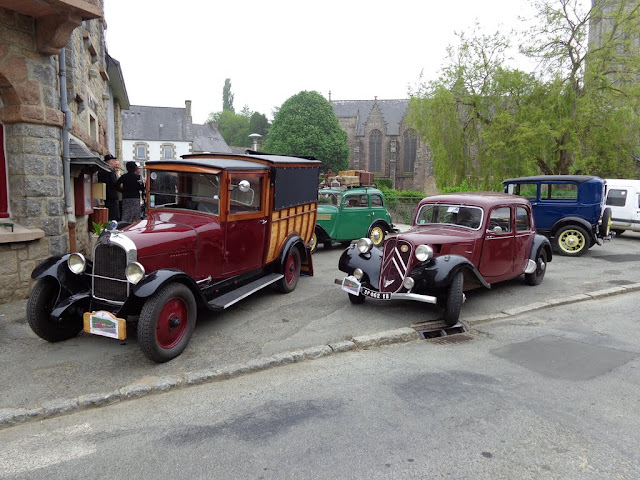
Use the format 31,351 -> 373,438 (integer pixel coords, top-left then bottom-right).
2,284 -> 640,429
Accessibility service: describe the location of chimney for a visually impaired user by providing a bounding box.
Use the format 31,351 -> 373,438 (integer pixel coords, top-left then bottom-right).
183,100 -> 192,140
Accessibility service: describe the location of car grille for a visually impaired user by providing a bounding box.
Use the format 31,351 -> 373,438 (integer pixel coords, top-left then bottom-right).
93,243 -> 128,302
380,238 -> 413,293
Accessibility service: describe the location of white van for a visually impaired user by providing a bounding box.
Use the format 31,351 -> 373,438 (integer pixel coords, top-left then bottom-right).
605,179 -> 640,235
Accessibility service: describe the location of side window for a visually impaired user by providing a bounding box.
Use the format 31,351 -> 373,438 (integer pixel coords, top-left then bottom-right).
229,175 -> 263,214
371,194 -> 383,207
345,195 -> 367,208
606,189 -> 628,207
508,183 -> 538,200
515,207 -> 530,232
541,183 -> 577,200
489,207 -> 512,233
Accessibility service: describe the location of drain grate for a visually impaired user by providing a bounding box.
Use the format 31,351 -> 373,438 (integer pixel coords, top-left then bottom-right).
430,332 -> 476,345
413,321 -> 468,339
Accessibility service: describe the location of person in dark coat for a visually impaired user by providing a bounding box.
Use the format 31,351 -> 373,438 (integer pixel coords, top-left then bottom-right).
117,161 -> 145,223
97,154 -> 120,221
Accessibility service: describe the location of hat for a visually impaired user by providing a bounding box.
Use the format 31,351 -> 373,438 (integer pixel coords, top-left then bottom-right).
104,154 -> 117,161
126,161 -> 137,172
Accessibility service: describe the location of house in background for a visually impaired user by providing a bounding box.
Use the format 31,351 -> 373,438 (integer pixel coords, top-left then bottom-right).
121,100 -> 231,171
331,98 -> 436,194
0,0 -> 129,303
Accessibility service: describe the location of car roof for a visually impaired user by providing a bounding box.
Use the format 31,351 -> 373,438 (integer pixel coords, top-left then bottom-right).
146,151 -> 322,171
420,192 -> 530,208
503,175 -> 602,184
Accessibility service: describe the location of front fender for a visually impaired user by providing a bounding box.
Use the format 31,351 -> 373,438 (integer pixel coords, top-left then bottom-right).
368,219 -> 395,234
31,254 -> 93,300
411,255 -> 491,291
338,244 -> 384,287
133,269 -> 201,300
314,224 -> 330,243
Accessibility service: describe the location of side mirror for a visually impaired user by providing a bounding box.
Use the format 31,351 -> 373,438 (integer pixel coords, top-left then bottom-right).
238,180 -> 251,193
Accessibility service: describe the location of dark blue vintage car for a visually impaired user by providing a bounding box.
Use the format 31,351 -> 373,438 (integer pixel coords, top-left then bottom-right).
503,175 -> 612,257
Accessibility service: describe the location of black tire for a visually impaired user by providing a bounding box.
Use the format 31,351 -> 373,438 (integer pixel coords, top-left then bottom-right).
137,283 -> 197,363
525,249 -> 548,286
348,292 -> 365,304
443,271 -> 464,327
368,224 -> 386,247
612,229 -> 625,236
27,278 -> 82,342
554,224 -> 590,256
601,207 -> 612,237
276,248 -> 301,293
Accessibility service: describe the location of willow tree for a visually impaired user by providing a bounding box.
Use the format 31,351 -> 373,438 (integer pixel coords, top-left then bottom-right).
409,0 -> 640,191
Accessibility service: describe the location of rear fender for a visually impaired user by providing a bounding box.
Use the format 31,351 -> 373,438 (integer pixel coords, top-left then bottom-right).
551,217 -> 596,242
277,236 -> 308,273
529,234 -> 553,262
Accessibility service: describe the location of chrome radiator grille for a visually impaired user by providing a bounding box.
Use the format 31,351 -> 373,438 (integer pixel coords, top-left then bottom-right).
93,243 -> 128,302
379,238 -> 413,293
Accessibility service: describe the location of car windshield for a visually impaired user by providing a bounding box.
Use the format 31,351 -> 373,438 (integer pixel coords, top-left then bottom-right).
318,192 -> 341,206
148,171 -> 221,215
416,204 -> 483,230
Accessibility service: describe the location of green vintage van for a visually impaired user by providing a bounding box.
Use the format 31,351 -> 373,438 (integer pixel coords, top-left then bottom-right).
310,186 -> 396,252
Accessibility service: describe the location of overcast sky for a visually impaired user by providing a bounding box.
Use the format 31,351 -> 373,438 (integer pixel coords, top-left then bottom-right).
103,0 -> 582,125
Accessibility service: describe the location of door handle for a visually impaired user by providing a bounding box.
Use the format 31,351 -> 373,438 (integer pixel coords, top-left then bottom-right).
260,219 -> 267,225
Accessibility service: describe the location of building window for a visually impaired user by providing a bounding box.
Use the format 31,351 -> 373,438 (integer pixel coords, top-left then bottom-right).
161,144 -> 175,160
0,125 -> 8,218
369,129 -> 382,172
403,130 -> 417,172
135,143 -> 148,160
89,114 -> 98,141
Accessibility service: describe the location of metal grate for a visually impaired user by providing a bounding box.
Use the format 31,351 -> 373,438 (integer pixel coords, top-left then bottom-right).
379,238 -> 413,293
93,243 -> 128,302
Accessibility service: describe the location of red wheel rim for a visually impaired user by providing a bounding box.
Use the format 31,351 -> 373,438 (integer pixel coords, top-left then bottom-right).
284,252 -> 299,285
156,297 -> 188,349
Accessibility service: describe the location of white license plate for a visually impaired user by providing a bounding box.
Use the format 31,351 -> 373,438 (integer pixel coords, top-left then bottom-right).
361,287 -> 391,300
341,276 -> 391,300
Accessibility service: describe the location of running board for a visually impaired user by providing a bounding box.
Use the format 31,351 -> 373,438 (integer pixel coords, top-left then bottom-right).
208,273 -> 284,311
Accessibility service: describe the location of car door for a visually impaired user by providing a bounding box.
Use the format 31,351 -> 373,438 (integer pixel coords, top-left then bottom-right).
479,206 -> 515,281
336,193 -> 369,240
222,173 -> 268,276
370,193 -> 388,224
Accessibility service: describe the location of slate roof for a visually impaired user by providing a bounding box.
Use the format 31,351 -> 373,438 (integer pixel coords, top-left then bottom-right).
69,137 -> 110,171
121,105 -> 232,153
331,99 -> 410,136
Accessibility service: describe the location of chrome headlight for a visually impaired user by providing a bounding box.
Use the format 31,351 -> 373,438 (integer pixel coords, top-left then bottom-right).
125,262 -> 145,284
67,253 -> 86,274
353,268 -> 363,280
415,244 -> 434,262
403,277 -> 415,290
356,238 -> 374,254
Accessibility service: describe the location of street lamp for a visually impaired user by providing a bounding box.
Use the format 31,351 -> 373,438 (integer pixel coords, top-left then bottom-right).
249,133 -> 262,151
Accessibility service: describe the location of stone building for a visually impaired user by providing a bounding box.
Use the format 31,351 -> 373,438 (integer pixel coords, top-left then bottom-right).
0,0 -> 129,303
121,101 -> 231,171
331,98 -> 436,194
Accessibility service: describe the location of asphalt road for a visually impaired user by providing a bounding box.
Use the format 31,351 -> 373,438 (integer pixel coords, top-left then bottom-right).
1,292 -> 639,479
1,230 -> 640,421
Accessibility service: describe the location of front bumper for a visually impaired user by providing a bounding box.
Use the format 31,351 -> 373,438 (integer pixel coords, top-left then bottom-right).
336,276 -> 438,305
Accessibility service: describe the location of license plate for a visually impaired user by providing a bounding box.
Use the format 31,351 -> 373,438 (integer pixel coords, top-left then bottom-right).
83,311 -> 127,340
341,276 -> 391,300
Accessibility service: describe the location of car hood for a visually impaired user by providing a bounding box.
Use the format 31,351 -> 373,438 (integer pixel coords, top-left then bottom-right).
119,212 -> 200,258
392,225 -> 479,258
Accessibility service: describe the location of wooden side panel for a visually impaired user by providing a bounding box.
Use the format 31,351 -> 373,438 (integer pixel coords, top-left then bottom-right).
266,202 -> 317,264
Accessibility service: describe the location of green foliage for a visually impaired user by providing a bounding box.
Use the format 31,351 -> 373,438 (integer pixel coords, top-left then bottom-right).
223,78 -> 234,113
208,110 -> 251,147
440,179 -> 482,193
377,185 -> 424,199
375,177 -> 393,189
262,91 -> 349,174
91,221 -> 109,235
408,2 -> 640,189
249,112 -> 270,137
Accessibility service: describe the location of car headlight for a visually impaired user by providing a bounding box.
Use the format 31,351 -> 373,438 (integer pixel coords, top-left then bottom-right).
403,277 -> 415,290
415,244 -> 434,262
67,253 -> 86,274
125,262 -> 146,284
353,268 -> 363,280
357,238 -> 374,254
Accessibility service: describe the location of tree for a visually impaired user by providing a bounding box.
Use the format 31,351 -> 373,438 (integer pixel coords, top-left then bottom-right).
249,112 -> 270,138
263,91 -> 349,173
223,78 -> 234,113
408,1 -> 640,190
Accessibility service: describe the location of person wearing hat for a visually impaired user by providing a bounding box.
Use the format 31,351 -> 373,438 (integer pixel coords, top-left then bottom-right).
116,161 -> 145,223
98,154 -> 121,221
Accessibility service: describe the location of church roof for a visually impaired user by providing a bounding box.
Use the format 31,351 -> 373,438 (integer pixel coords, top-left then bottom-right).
332,99 -> 409,136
